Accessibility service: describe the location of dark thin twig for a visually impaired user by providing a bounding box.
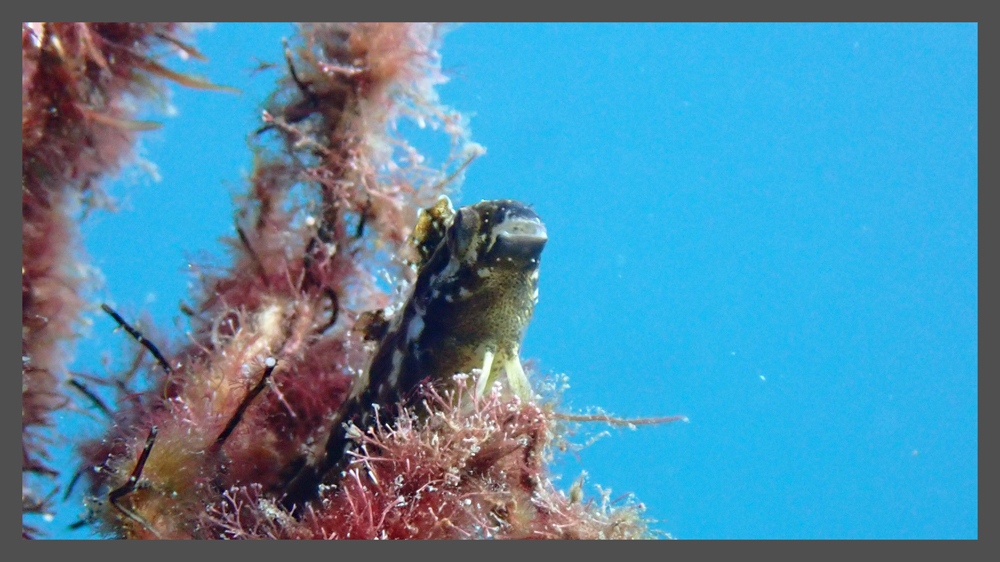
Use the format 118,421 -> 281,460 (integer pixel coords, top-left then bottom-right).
255,39 -> 319,135
282,38 -> 321,114
62,467 -> 85,502
315,288 -> 340,335
100,304 -> 172,375
354,199 -> 371,239
236,221 -> 269,284
284,40 -> 307,91
210,358 -> 278,454
302,236 -> 320,289
108,426 -> 164,539
68,378 -> 113,419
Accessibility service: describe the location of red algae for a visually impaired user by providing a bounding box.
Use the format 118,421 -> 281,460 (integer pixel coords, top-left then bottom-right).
21,22 -> 207,538
27,23 -> 676,540
207,377 -> 655,540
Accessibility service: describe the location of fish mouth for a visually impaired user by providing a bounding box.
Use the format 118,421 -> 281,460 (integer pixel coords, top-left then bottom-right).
491,217 -> 547,261
495,218 -> 548,245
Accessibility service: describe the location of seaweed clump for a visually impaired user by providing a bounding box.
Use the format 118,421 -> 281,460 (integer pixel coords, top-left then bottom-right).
29,23 -> 666,539
208,376 -> 654,539
21,22 -> 210,538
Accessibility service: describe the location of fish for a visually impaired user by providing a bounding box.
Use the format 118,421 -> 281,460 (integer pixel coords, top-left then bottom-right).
281,197 -> 547,507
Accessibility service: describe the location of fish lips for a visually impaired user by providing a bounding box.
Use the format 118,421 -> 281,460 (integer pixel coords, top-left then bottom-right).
490,218 -> 548,263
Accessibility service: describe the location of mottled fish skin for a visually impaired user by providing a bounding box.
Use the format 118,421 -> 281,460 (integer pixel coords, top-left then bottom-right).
282,198 -> 546,506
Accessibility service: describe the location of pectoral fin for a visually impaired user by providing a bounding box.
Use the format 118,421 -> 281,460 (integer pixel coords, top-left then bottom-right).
503,351 -> 532,401
474,349 -> 496,397
473,347 -> 532,401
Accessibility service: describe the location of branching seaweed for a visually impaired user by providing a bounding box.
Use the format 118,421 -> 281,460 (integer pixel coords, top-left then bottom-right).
25,23 -> 682,540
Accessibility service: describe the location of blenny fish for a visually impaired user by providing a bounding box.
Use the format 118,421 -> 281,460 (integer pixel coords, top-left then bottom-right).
282,197 -> 547,506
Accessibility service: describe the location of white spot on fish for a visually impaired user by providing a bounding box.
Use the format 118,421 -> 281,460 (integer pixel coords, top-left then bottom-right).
406,313 -> 425,343
389,349 -> 403,386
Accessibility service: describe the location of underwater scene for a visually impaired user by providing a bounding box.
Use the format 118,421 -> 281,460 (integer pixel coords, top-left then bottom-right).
22,23 -> 977,539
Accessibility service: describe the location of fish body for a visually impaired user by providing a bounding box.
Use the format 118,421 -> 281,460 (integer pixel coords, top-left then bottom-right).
282,198 -> 546,505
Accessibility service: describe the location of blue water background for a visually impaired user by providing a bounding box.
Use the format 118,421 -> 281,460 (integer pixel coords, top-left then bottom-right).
37,23 -> 977,539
